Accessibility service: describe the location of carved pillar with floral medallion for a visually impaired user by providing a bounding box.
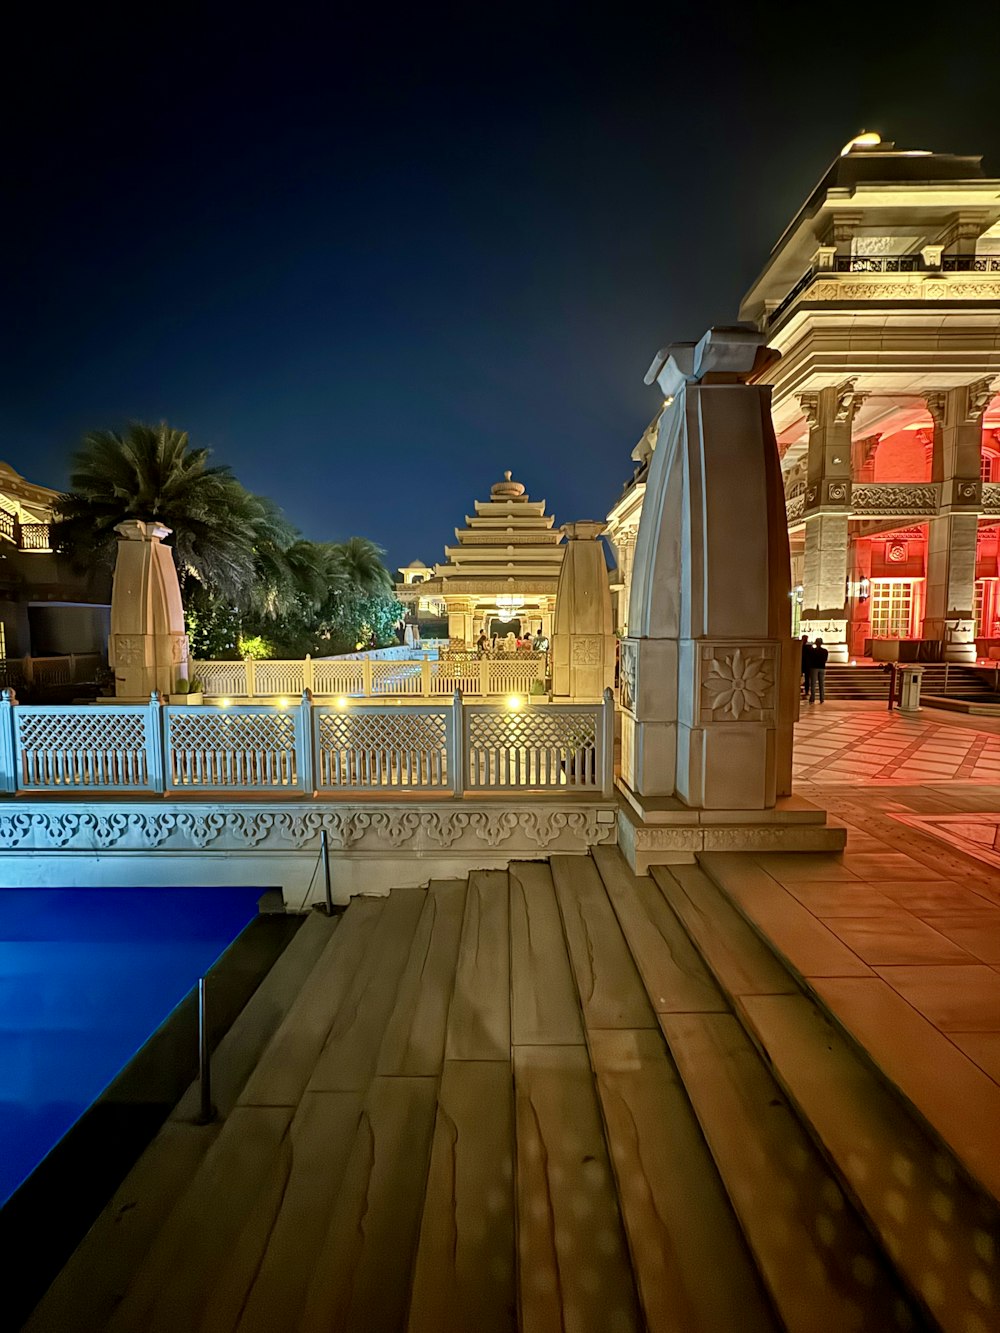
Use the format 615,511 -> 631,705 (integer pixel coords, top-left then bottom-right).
622,327 -> 795,809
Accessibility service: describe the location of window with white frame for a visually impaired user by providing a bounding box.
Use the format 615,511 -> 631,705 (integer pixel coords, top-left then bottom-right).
869,580 -> 915,638
976,579 -> 999,637
982,452 -> 998,483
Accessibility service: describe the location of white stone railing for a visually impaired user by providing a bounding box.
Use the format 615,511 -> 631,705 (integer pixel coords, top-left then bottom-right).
192,654 -> 547,700
0,690 -> 614,798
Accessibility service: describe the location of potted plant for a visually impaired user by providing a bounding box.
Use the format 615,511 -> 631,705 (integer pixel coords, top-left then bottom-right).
174,676 -> 204,705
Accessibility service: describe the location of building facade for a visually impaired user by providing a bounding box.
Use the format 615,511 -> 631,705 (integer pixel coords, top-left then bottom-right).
0,461 -> 111,660
609,135 -> 1000,663
395,471 -> 565,645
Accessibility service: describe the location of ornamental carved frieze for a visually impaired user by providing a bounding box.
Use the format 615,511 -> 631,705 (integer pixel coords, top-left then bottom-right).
799,379 -> 866,432
698,645 -> 776,724
0,804 -> 617,855
785,495 -> 805,525
851,483 -> 939,516
982,484 -> 1000,515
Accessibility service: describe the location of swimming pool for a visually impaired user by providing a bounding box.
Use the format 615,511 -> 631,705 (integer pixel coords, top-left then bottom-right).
0,885 -> 262,1205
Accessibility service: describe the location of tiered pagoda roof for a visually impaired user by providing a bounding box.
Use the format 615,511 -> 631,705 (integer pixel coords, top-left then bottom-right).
431,471 -> 564,594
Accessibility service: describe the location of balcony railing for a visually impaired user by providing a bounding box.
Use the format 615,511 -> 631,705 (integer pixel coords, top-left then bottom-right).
0,690 -> 615,798
833,255 -> 921,274
767,254 -> 1000,326
942,256 -> 1000,273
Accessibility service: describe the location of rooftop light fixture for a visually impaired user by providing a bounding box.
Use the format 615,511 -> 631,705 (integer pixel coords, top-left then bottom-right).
841,130 -> 882,156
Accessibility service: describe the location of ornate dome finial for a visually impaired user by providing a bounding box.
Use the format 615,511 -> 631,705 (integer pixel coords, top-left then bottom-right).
491,470 -> 526,501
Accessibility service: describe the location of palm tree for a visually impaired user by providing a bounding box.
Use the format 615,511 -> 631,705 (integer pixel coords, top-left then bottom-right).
329,536 -> 394,597
54,422 -> 297,612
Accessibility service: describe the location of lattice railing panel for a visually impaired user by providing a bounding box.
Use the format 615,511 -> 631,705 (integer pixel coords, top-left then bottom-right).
465,707 -> 599,788
313,661 -> 366,696
166,708 -> 298,787
486,659 -> 544,693
16,707 -> 150,788
430,661 -> 482,696
316,708 -> 448,787
370,660 -> 423,695
193,661 -> 249,697
253,661 -> 306,697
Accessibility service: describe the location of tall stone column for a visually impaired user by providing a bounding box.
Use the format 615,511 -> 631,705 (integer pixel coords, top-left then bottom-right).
110,520 -> 189,699
621,327 -> 794,810
798,380 -> 865,663
551,522 -> 616,700
447,599 -> 470,643
922,379 -> 994,661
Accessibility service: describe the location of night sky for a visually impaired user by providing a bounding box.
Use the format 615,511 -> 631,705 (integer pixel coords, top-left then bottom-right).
5,3 -> 999,573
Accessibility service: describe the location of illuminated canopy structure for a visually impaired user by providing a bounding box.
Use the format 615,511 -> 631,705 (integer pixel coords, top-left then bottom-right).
396,471 -> 565,644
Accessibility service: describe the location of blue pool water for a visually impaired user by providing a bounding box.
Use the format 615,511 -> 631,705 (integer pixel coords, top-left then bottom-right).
0,886 -> 262,1205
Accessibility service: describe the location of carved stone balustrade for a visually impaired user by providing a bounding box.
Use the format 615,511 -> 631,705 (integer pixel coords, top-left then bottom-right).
851,483 -> 940,517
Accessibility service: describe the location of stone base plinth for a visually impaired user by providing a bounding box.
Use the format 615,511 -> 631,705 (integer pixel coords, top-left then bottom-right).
616,782 -> 846,875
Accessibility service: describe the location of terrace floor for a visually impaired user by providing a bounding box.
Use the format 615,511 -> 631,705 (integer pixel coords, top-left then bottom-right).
22,700 -> 1000,1333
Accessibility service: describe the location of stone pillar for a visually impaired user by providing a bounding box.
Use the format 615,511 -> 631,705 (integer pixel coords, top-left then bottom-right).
798,379 -> 865,663
551,521 -> 616,700
110,520 -> 189,699
621,327 -> 794,810
614,527 -> 638,635
447,599 -> 470,643
922,380 -> 994,662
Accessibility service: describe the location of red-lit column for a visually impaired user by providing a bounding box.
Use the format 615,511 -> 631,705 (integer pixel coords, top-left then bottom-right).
922,380 -> 994,661
798,380 -> 867,663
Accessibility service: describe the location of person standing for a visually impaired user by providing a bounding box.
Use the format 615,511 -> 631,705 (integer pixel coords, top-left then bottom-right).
799,634 -> 812,697
808,637 -> 829,704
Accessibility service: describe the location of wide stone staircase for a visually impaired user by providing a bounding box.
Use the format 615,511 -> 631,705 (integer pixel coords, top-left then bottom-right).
25,851 -> 1000,1332
823,662 -> 1000,703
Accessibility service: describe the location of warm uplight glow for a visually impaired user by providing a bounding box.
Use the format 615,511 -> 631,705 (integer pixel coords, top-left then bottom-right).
850,660 -> 857,667
278,697 -> 289,708
663,395 -> 674,408
507,695 -> 523,711
220,698 -> 231,707
336,696 -> 349,709
841,130 -> 882,156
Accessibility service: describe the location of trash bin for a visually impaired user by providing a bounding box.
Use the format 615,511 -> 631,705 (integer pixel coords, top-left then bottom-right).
898,664 -> 925,715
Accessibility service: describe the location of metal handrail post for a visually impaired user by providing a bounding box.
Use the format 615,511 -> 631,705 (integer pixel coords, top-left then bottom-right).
321,828 -> 334,916
196,976 -> 216,1124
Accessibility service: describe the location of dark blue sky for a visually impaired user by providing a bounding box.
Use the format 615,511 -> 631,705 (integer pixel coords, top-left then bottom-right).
5,2 -> 998,573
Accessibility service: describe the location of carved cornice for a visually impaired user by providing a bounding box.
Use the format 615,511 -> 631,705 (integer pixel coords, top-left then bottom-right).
798,378 -> 867,430
924,392 -> 948,427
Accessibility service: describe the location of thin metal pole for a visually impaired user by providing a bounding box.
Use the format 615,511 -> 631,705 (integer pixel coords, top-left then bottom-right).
321,829 -> 334,916
196,976 -> 216,1124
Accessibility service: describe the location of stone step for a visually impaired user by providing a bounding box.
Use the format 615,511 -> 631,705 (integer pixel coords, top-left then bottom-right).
550,853 -> 779,1332
408,870 -> 515,1332
656,860 -> 1000,1333
593,848 -> 920,1332
23,910 -> 340,1333
697,852 -> 1000,1202
507,859 -> 642,1333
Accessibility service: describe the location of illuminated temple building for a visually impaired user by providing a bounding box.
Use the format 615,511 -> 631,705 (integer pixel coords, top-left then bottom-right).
608,134 -> 1000,661
396,470 -> 565,643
